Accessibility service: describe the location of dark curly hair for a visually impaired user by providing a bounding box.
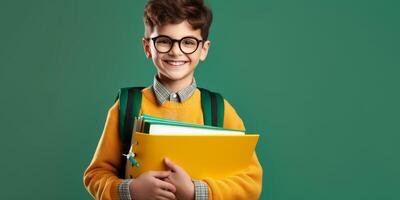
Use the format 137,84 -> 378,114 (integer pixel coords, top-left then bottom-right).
144,0 -> 213,40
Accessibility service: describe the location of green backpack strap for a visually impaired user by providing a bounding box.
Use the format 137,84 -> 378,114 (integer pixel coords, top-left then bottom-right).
198,88 -> 224,127
115,86 -> 144,178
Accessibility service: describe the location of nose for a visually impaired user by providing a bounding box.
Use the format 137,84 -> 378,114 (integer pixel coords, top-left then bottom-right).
168,41 -> 183,56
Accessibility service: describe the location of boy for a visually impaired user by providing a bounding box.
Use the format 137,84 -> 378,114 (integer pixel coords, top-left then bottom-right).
83,0 -> 262,199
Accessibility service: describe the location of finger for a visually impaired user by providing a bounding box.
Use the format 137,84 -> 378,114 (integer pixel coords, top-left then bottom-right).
155,196 -> 171,200
164,157 -> 179,172
148,170 -> 171,179
156,189 -> 176,200
161,177 -> 170,183
157,179 -> 176,193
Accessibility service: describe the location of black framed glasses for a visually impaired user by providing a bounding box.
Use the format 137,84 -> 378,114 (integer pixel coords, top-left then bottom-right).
150,35 -> 203,54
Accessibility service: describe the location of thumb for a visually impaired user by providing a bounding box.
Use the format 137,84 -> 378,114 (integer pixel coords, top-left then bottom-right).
164,157 -> 179,172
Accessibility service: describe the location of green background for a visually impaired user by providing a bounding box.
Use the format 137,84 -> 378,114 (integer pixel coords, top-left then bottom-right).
0,0 -> 399,199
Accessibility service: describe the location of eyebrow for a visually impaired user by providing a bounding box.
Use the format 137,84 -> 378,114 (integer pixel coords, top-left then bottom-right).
156,34 -> 202,40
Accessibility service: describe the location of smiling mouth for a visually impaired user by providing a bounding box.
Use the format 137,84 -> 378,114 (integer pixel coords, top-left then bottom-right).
163,60 -> 189,66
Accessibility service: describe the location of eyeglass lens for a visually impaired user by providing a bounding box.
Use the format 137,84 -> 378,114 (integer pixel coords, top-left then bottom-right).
154,36 -> 199,54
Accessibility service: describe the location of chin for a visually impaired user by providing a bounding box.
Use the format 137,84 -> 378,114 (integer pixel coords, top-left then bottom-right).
165,73 -> 190,81
160,70 -> 193,81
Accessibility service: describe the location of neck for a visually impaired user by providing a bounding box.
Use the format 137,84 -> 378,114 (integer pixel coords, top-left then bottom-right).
157,73 -> 194,93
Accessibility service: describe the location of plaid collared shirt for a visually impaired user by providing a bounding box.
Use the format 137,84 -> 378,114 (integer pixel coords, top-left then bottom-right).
118,76 -> 209,200
152,76 -> 197,104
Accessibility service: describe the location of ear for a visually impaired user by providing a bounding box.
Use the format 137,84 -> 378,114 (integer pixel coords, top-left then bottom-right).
142,37 -> 152,59
199,40 -> 211,61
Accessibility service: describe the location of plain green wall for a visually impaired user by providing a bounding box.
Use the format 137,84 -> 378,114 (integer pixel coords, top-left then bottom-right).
1,0 -> 399,199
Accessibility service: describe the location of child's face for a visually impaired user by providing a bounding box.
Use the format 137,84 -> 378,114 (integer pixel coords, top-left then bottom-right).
143,20 -> 210,84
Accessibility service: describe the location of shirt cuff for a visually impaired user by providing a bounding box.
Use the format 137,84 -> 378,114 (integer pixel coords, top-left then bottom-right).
193,180 -> 209,200
118,179 -> 134,200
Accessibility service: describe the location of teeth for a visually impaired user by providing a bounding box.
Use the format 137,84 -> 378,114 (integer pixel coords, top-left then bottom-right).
165,60 -> 186,66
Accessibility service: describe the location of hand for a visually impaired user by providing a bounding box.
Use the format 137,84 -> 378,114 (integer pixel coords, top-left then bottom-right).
129,170 -> 177,200
163,158 -> 195,200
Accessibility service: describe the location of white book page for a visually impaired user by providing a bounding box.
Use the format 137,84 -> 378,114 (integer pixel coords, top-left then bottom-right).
149,124 -> 245,135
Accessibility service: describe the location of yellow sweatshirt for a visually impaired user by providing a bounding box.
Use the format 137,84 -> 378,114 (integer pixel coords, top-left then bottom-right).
83,88 -> 263,200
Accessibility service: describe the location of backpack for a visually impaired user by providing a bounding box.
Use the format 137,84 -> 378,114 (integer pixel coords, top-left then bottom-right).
114,86 -> 225,178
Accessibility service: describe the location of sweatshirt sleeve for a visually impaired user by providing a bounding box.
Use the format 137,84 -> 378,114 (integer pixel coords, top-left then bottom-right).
83,100 -> 124,200
203,99 -> 263,200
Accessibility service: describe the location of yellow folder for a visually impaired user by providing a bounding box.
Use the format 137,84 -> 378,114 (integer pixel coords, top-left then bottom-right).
125,132 -> 259,180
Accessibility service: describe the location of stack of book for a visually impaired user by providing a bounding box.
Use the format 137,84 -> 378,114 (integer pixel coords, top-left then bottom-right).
125,114 -> 259,179
135,114 -> 245,135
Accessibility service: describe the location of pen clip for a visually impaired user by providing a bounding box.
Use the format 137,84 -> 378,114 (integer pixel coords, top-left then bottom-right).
123,152 -> 140,168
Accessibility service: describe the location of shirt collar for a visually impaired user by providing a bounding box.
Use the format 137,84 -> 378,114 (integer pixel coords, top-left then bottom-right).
151,76 -> 197,105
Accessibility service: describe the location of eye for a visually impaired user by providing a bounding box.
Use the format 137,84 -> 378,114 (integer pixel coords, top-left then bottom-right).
182,39 -> 196,46
156,37 -> 171,44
